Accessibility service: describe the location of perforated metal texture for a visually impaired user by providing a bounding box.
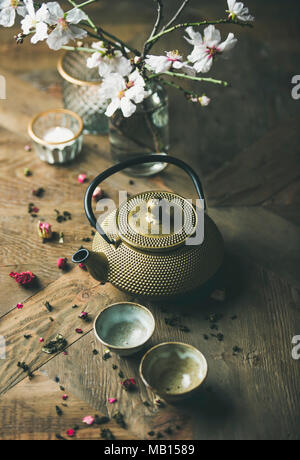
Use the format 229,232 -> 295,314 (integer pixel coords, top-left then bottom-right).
92,211 -> 224,297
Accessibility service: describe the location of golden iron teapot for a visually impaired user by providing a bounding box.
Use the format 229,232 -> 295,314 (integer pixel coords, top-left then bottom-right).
72,155 -> 224,298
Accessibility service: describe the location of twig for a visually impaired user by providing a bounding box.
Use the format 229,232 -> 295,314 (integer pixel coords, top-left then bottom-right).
61,45 -> 96,53
98,28 -> 141,56
67,0 -> 98,32
156,76 -> 198,98
161,0 -> 190,32
148,70 -> 228,87
149,0 -> 164,40
144,0 -> 164,57
147,18 -> 254,44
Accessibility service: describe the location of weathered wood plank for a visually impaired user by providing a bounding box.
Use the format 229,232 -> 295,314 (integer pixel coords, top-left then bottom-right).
209,207 -> 300,288
0,267 -> 131,396
43,258 -> 300,440
205,114 -> 300,207
0,373 -> 137,440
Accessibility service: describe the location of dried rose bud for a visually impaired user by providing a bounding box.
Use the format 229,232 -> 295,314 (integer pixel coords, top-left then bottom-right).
67,429 -> 75,437
79,262 -> 87,271
121,378 -> 136,391
108,398 -> 117,404
16,303 -> 23,310
92,186 -> 103,202
62,394 -> 68,401
78,311 -> 88,320
39,337 -> 44,343
77,174 -> 87,184
75,328 -> 83,334
10,271 -> 36,287
38,221 -> 52,240
57,257 -> 68,270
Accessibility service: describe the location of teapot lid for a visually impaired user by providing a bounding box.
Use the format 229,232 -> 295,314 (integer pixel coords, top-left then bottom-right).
116,191 -> 198,252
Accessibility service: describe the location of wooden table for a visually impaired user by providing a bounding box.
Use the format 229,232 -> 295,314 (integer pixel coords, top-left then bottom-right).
0,0 -> 299,441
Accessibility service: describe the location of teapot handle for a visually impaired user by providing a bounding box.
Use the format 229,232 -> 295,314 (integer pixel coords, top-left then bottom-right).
84,154 -> 206,245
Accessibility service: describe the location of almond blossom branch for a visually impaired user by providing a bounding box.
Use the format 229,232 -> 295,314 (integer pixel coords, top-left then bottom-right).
148,70 -> 228,87
68,0 -> 139,55
156,77 -> 210,106
160,0 -> 190,32
147,18 -> 253,44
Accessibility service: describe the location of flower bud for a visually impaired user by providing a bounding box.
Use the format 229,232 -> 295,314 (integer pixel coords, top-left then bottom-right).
38,221 -> 52,240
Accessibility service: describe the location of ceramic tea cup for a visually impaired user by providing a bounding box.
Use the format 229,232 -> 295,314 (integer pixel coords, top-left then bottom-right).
94,302 -> 155,356
139,342 -> 208,403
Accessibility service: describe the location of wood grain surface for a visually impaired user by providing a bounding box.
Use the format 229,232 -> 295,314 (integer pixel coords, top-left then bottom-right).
0,0 -> 299,441
0,373 -> 137,440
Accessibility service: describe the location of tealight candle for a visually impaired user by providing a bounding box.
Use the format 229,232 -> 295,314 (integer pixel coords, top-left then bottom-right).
43,126 -> 75,149
28,109 -> 84,164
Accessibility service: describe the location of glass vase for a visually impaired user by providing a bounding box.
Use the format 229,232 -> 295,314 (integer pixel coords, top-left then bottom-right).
109,81 -> 169,177
58,51 -> 108,135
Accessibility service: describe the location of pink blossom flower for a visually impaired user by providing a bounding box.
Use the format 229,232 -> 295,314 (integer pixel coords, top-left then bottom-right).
62,394 -> 68,401
67,428 -> 75,437
108,398 -> 117,404
82,415 -> 95,425
39,337 -> 44,343
77,173 -> 87,184
16,303 -> 23,310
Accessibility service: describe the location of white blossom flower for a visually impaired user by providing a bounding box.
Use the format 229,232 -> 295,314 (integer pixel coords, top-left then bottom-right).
46,2 -> 87,51
185,25 -> 237,74
99,69 -> 148,118
21,0 -> 49,44
198,95 -> 211,106
190,94 -> 211,106
0,0 -> 26,27
87,41 -> 132,78
226,0 -> 254,22
146,50 -> 195,75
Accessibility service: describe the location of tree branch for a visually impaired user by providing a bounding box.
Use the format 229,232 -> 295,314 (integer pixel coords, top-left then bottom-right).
67,0 -> 98,32
161,0 -> 190,32
147,18 -> 254,44
148,70 -> 228,87
149,0 -> 164,39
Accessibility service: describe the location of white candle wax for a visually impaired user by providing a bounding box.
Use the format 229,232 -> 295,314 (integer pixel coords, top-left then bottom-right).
43,126 -> 75,149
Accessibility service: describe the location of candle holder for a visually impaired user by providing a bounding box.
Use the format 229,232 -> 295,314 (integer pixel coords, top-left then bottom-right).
58,51 -> 108,135
28,109 -> 84,164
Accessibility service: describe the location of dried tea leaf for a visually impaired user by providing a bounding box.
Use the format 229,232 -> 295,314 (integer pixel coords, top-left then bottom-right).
42,334 -> 67,354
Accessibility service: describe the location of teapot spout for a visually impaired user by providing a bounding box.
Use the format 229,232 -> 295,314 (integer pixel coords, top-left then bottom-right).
72,248 -> 109,284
